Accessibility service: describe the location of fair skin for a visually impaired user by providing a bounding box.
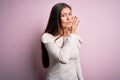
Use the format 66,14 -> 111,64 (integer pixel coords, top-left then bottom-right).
60,7 -> 80,36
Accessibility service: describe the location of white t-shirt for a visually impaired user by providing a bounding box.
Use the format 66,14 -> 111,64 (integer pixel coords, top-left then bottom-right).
41,33 -> 84,80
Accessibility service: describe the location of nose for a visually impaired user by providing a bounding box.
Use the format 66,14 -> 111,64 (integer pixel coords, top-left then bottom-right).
67,15 -> 71,21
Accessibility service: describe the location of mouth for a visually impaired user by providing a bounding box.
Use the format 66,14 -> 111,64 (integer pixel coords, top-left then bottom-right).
66,22 -> 71,25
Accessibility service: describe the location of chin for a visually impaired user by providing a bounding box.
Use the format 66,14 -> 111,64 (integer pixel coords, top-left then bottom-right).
63,25 -> 72,28
67,25 -> 72,28
63,26 -> 71,28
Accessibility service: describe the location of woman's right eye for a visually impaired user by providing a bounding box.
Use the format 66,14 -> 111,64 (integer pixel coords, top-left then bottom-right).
61,14 -> 66,17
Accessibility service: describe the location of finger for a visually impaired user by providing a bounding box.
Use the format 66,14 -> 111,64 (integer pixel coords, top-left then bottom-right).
73,16 -> 77,26
71,16 -> 75,26
73,16 -> 77,27
71,16 -> 73,20
76,20 -> 80,28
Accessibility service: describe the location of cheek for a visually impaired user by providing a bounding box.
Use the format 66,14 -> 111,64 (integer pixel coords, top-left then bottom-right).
61,18 -> 66,23
69,16 -> 72,19
61,18 -> 66,25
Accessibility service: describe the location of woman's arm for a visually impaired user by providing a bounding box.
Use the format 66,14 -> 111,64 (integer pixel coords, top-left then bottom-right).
41,33 -> 77,64
75,56 -> 84,80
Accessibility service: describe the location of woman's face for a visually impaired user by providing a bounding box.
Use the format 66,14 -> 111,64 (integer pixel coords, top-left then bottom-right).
61,7 -> 72,28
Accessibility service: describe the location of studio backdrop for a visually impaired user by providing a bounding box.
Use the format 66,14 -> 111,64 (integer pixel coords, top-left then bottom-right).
0,0 -> 120,80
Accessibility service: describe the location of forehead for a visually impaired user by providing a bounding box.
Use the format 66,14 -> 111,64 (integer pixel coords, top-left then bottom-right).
61,7 -> 71,13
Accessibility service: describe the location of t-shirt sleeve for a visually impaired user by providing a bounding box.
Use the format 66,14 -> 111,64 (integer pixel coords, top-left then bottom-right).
41,33 -> 55,43
41,33 -> 77,64
76,34 -> 83,49
75,34 -> 84,80
77,34 -> 83,44
75,55 -> 84,80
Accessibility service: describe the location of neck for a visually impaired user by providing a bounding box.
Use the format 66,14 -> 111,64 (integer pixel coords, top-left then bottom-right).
63,27 -> 70,36
56,27 -> 70,37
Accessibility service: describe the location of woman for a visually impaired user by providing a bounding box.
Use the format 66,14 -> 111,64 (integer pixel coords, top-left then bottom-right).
41,3 -> 84,80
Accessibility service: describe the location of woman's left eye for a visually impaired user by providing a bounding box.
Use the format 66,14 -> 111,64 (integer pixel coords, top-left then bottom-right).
69,13 -> 72,16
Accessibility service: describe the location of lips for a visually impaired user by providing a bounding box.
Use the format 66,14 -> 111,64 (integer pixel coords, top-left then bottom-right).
66,22 -> 71,24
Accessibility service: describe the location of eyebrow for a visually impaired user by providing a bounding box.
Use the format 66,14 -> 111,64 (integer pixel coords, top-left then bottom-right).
61,12 -> 72,14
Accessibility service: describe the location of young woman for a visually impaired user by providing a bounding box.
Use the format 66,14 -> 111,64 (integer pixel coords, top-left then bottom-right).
41,3 -> 84,80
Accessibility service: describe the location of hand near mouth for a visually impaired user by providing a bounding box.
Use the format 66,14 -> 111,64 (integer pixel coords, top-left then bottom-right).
69,16 -> 80,34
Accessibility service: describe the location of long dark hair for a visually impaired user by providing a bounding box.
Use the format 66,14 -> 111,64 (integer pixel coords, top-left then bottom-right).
41,3 -> 71,68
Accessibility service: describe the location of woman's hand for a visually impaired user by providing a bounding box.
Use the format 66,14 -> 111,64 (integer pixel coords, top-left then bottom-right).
70,16 -> 80,34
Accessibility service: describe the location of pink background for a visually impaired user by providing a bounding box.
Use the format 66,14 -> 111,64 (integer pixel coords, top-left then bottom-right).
0,0 -> 120,80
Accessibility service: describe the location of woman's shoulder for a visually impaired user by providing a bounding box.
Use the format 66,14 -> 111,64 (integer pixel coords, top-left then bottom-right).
41,33 -> 55,43
42,33 -> 54,38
